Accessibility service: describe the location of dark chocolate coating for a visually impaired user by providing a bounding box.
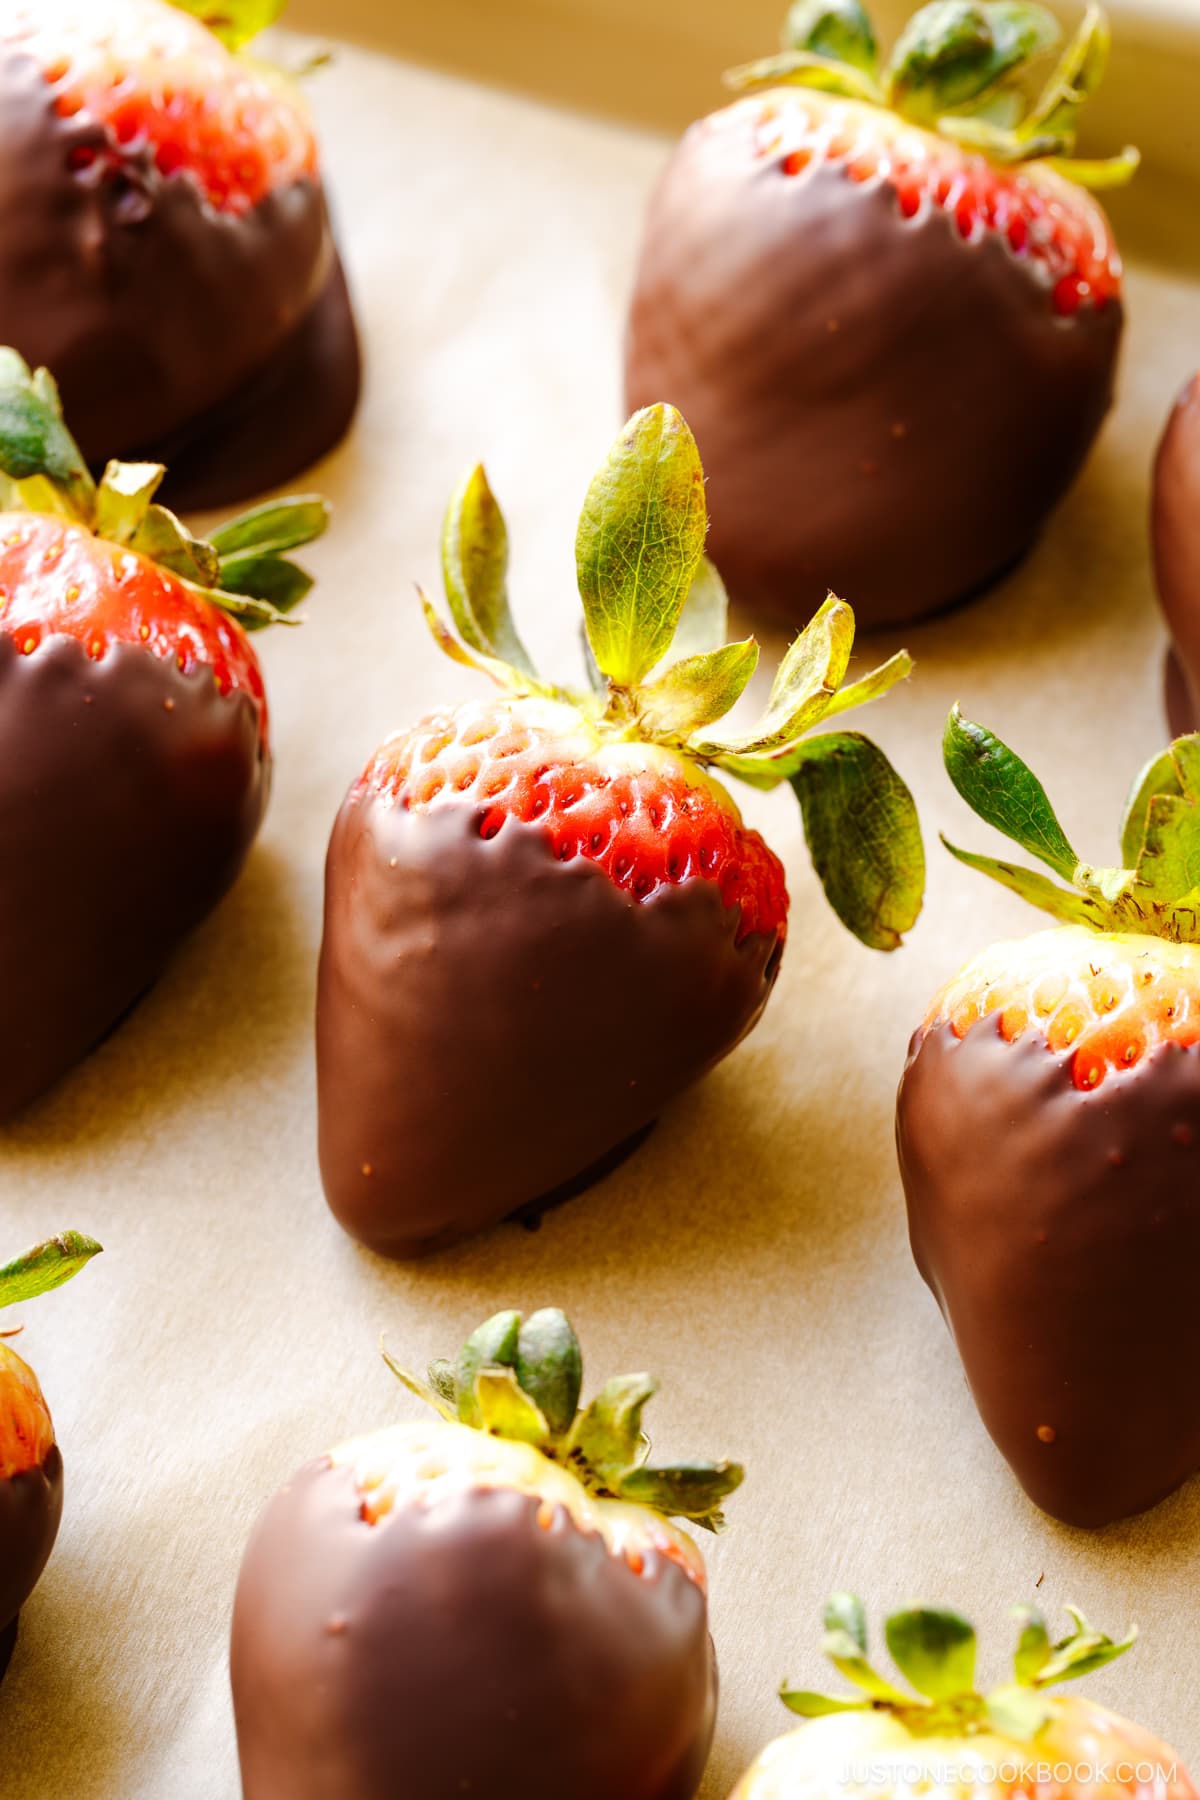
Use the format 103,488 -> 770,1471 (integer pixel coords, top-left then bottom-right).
0,47 -> 359,503
316,797 -> 781,1257
231,1460 -> 715,1800
0,1447 -> 63,1682
0,634 -> 268,1119
624,106 -> 1123,629
1153,375 -> 1200,735
897,1019 -> 1200,1527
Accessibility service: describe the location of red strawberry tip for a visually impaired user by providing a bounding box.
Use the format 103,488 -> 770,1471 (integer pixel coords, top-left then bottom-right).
382,1307 -> 744,1533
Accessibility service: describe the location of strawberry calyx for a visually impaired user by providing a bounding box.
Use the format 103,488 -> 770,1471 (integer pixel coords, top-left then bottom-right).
382,1308 -> 744,1533
420,403 -> 925,950
0,1232 -> 101,1313
0,349 -> 328,633
727,2 -> 1138,190
943,706 -> 1200,946
781,1595 -> 1135,1738
164,0 -> 286,50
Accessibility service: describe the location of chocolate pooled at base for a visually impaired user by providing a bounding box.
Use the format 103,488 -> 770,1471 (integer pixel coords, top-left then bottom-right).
231,1464 -> 715,1800
317,799 -> 782,1257
625,127 -> 1122,631
897,1019 -> 1200,1528
0,636 -> 267,1120
0,48 -> 360,508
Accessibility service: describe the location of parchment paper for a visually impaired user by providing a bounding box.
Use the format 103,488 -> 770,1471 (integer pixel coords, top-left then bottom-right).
2,34 -> 1200,1798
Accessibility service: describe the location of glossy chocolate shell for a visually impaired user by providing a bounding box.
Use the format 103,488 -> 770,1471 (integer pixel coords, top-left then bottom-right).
897,1018 -> 1200,1527
0,634 -> 268,1119
625,105 -> 1123,629
0,46 -> 360,505
231,1460 -> 715,1800
0,1447 -> 63,1682
1153,374 -> 1200,736
316,796 -> 782,1257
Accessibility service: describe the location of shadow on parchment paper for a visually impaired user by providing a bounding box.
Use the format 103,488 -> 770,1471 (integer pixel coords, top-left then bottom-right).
0,843 -> 315,1160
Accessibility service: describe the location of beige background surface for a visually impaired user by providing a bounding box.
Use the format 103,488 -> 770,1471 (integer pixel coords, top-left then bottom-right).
2,18 -> 1200,1800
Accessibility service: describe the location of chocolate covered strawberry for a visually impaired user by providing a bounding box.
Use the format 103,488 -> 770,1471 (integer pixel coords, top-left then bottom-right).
898,708 -> 1200,1525
625,2 -> 1136,629
232,1308 -> 742,1800
317,404 -> 924,1256
0,0 -> 360,506
0,1231 -> 101,1682
1153,374 -> 1200,737
731,1595 -> 1193,1796
0,349 -> 327,1119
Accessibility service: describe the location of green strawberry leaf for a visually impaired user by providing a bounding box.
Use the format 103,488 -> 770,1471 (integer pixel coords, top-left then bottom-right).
943,706 -> 1080,882
985,1684 -> 1055,1738
887,1 -> 1061,126
1035,1608 -> 1136,1685
0,1232 -> 102,1312
823,650 -> 913,720
194,583 -> 301,632
1120,747 -> 1183,869
885,1607 -> 977,1700
665,557 -> 731,664
825,1593 -> 869,1654
575,405 -> 707,687
441,464 -> 538,681
783,0 -> 879,73
218,552 -> 313,614
790,732 -> 925,950
418,587 -> 529,691
637,640 -> 760,740
0,350 -> 95,521
1012,1606 -> 1052,1684
474,1367 -> 551,1447
427,1359 -> 457,1407
94,460 -> 167,543
165,0 -> 286,49
780,1688 -> 873,1716
380,1339 -> 458,1423
616,1459 -> 745,1531
822,1626 -> 913,1704
940,838 -> 1106,927
567,1373 -> 656,1485
696,595 -> 854,773
132,503 -> 222,587
514,1309 -> 583,1440
725,47 -> 883,100
1044,148 -> 1140,190
208,495 -> 330,559
454,1310 -> 522,1428
1022,1 -> 1109,147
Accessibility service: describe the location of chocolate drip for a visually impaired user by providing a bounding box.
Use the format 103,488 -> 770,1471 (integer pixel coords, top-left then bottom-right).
0,1447 -> 63,1684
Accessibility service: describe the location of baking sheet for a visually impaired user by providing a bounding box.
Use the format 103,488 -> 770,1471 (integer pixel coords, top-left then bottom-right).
3,34 -> 1200,1797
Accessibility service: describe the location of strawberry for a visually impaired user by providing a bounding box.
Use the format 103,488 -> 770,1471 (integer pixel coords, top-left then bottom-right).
317,404 -> 924,1256
0,0 -> 360,505
0,348 -> 327,1120
0,1232 -> 101,1683
1153,373 -> 1200,738
731,1595 -> 1194,1796
232,1308 -> 742,1800
897,708 -> 1200,1525
625,1 -> 1137,629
